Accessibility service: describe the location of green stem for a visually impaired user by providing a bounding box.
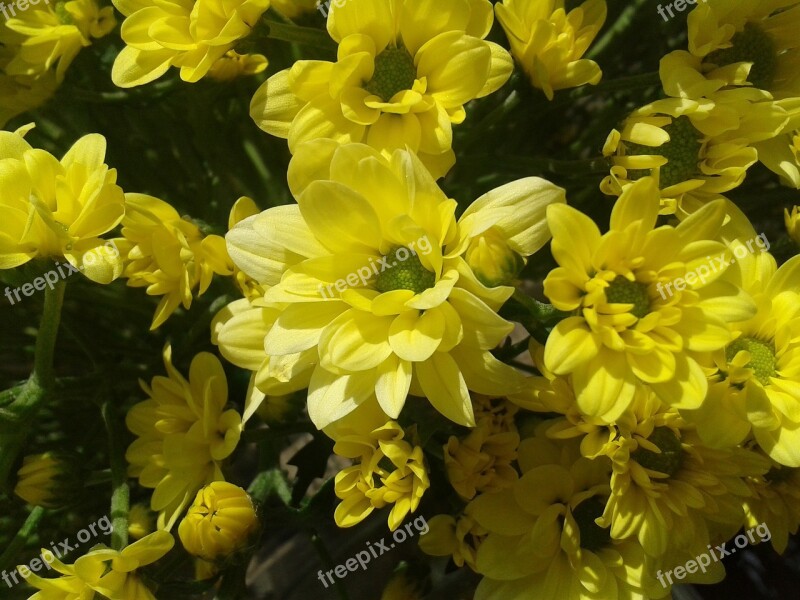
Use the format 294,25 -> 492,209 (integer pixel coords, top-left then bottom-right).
262,18 -> 337,51
311,531 -> 349,600
0,506 -> 45,572
103,401 -> 129,551
586,0 -> 651,60
31,278 -> 66,389
0,280 -> 66,490
512,290 -> 565,324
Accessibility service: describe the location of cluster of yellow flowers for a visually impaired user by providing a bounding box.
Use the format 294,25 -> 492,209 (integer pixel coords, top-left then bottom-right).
1,0 -> 799,599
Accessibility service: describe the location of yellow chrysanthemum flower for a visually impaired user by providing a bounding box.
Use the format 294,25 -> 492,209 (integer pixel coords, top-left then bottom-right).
418,511 -> 487,571
444,396 -> 519,499
542,177 -> 756,421
13,452 -> 66,507
331,417 -> 429,531
219,141 -> 564,429
111,0 -> 270,88
468,427 -> 663,600
744,457 -> 800,554
380,569 -> 424,600
178,481 -> 259,561
0,126 -> 126,284
119,194 -> 233,330
787,205 -> 800,245
495,0 -> 606,100
0,0 -> 115,81
601,91 -> 789,217
206,50 -> 268,82
126,346 -> 242,529
250,0 -> 513,178
660,0 -> 800,102
22,531 -> 174,600
684,205 -> 800,466
586,393 -> 767,559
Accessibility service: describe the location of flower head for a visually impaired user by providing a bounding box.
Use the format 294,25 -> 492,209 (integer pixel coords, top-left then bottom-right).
218,142 -> 564,428
542,176 -> 756,420
126,346 -> 242,529
495,0 -> 606,99
119,194 -> 233,330
111,0 -> 270,87
14,452 -> 74,508
0,126 -> 126,283
250,0 -> 513,177
178,481 -> 259,561
0,0 -> 115,81
23,531 -> 174,600
787,205 -> 800,244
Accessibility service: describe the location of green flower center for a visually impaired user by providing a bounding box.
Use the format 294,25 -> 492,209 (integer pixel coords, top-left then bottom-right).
364,46 -> 417,102
604,275 -> 650,319
626,116 -> 702,189
705,22 -> 778,90
374,247 -> 435,294
632,427 -> 685,477
571,497 -> 611,552
725,336 -> 776,386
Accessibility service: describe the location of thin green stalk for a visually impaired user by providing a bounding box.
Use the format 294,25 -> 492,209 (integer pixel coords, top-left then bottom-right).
103,401 -> 129,551
262,18 -> 337,51
586,0 -> 651,60
311,531 -> 350,600
0,506 -> 45,572
30,278 -> 66,389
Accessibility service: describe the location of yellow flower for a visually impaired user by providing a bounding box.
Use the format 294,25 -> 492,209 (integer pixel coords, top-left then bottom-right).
660,0 -> 800,102
250,0 -> 513,178
586,393 -> 767,559
787,205 -> 800,244
601,91 -> 789,217
219,142 -> 563,428
206,50 -> 268,82
126,346 -> 242,529
468,426 -> 662,600
120,194 -> 233,330
178,481 -> 259,561
111,0 -> 270,88
495,0 -> 606,100
744,458 -> 800,554
332,419 -> 429,531
684,204 -> 800,466
542,177 -> 756,421
23,531 -> 174,600
0,0 -> 115,81
444,396 -> 519,499
418,512 -> 487,571
128,504 -> 156,540
0,126 -> 126,284
380,569 -> 424,600
13,452 -> 68,507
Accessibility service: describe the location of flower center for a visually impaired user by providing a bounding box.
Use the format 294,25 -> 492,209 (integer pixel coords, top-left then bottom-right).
375,247 -> 435,294
632,427 -> 684,477
625,116 -> 702,189
571,497 -> 611,552
364,46 -> 417,102
705,22 -> 778,90
725,336 -> 776,385
604,275 -> 650,318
